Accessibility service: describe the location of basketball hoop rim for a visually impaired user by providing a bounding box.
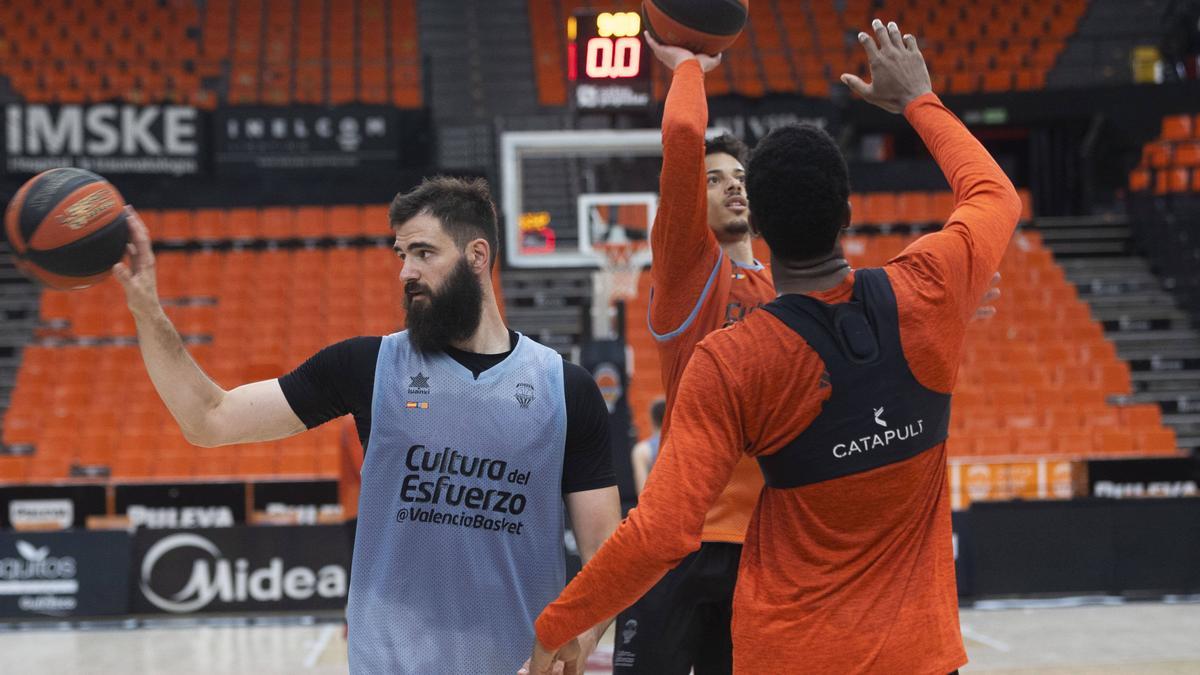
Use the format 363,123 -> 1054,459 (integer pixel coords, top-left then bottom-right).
594,240 -> 651,269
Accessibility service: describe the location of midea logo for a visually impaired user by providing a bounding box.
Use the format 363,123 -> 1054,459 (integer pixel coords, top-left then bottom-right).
140,534 -> 347,613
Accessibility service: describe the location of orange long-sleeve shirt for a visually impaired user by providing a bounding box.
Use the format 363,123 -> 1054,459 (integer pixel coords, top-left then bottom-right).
648,59 -> 775,543
537,93 -> 1021,673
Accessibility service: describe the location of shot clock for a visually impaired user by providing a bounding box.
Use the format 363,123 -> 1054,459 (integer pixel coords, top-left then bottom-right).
568,11 -> 652,110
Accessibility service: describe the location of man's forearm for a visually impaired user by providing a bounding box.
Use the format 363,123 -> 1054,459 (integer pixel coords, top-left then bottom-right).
904,94 -> 1020,214
651,60 -> 712,272
903,93 -> 1021,279
132,307 -> 226,445
565,486 -> 623,660
649,60 -> 724,334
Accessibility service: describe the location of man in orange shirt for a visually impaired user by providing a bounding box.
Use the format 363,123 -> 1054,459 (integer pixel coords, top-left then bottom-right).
611,30 -> 996,675
529,20 -> 1021,674
612,33 -> 775,675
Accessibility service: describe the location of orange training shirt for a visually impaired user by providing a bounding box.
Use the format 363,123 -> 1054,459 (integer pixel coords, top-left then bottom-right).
647,59 -> 775,544
537,92 -> 1022,673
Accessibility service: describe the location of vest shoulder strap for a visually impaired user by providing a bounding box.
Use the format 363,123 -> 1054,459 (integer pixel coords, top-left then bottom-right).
757,269 -> 951,489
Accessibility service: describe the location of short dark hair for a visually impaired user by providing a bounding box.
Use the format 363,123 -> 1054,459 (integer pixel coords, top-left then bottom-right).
389,176 -> 500,268
650,399 -> 666,428
705,133 -> 748,165
746,124 -> 849,261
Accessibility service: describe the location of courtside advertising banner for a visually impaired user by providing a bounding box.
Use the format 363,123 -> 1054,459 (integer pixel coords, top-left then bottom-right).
0,485 -> 107,530
131,526 -> 350,614
707,96 -> 838,146
214,106 -> 400,172
951,511 -> 973,598
251,480 -> 342,524
3,103 -> 203,176
0,531 -> 131,618
1087,457 -> 1200,499
114,482 -> 246,529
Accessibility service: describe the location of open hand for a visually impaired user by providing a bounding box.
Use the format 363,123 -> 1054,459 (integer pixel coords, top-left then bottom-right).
644,31 -> 722,73
972,272 -> 1002,322
841,19 -> 932,113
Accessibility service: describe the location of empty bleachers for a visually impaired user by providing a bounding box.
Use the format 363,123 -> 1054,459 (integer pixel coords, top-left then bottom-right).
825,0 -> 1087,95
140,204 -> 392,243
529,0 -> 1088,106
1129,114 -> 1200,195
0,0 -> 422,108
0,201 -> 529,485
0,0 -> 210,106
0,206 -> 406,484
950,228 -> 1176,459
622,190 -> 1178,470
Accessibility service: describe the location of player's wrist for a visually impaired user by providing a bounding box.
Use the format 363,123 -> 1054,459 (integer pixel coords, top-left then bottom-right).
582,624 -> 603,648
901,90 -> 937,117
129,301 -> 167,324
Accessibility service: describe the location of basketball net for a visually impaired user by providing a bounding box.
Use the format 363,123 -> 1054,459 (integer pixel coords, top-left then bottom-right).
594,240 -> 648,304
591,228 -> 649,341
592,220 -> 648,299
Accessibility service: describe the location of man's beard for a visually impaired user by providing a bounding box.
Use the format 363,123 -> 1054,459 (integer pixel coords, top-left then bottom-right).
721,218 -> 751,238
404,257 -> 484,353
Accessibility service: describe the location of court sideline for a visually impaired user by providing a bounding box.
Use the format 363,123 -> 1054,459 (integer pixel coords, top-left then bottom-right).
0,601 -> 1196,674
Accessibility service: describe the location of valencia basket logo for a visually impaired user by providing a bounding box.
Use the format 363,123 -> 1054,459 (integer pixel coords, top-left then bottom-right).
515,383 -> 535,409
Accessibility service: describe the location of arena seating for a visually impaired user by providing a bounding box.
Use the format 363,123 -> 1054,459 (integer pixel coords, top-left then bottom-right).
0,0 -> 422,108
0,202 -> 521,484
0,207 -> 407,483
140,204 -> 393,242
1128,113 -> 1200,195
623,189 -> 1178,463
530,0 -> 1087,106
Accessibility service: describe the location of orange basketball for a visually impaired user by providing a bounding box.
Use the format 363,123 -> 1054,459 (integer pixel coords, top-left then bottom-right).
4,168 -> 129,290
642,0 -> 749,56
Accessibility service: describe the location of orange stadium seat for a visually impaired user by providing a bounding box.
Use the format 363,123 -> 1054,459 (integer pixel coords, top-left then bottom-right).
1167,168 -> 1192,193
1129,168 -> 1151,192
1015,433 -> 1054,456
1145,142 -> 1173,168
1174,142 -> 1200,168
973,430 -> 1015,457
1094,429 -> 1135,455
1137,428 -> 1177,454
1162,114 -> 1194,141
1121,404 -> 1163,429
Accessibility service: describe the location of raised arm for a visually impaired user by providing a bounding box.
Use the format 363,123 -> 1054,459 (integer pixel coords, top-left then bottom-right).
843,20 -> 1021,318
114,207 -> 306,447
645,35 -> 725,336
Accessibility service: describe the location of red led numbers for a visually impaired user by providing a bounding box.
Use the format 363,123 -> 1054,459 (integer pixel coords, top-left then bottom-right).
585,37 -> 642,79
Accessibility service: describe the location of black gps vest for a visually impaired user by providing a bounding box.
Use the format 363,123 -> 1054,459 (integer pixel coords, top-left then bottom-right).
757,268 -> 951,489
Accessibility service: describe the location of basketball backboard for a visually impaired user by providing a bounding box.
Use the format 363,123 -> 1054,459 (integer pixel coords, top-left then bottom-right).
500,129 -> 664,269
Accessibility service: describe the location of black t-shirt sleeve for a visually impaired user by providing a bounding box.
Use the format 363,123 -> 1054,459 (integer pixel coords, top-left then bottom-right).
561,360 -> 617,494
278,336 -> 381,430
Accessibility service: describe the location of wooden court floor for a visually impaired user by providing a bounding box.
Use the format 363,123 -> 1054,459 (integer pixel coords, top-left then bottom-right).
0,600 -> 1197,674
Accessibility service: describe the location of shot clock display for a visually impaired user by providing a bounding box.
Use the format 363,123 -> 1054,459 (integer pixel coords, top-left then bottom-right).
568,11 -> 652,110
